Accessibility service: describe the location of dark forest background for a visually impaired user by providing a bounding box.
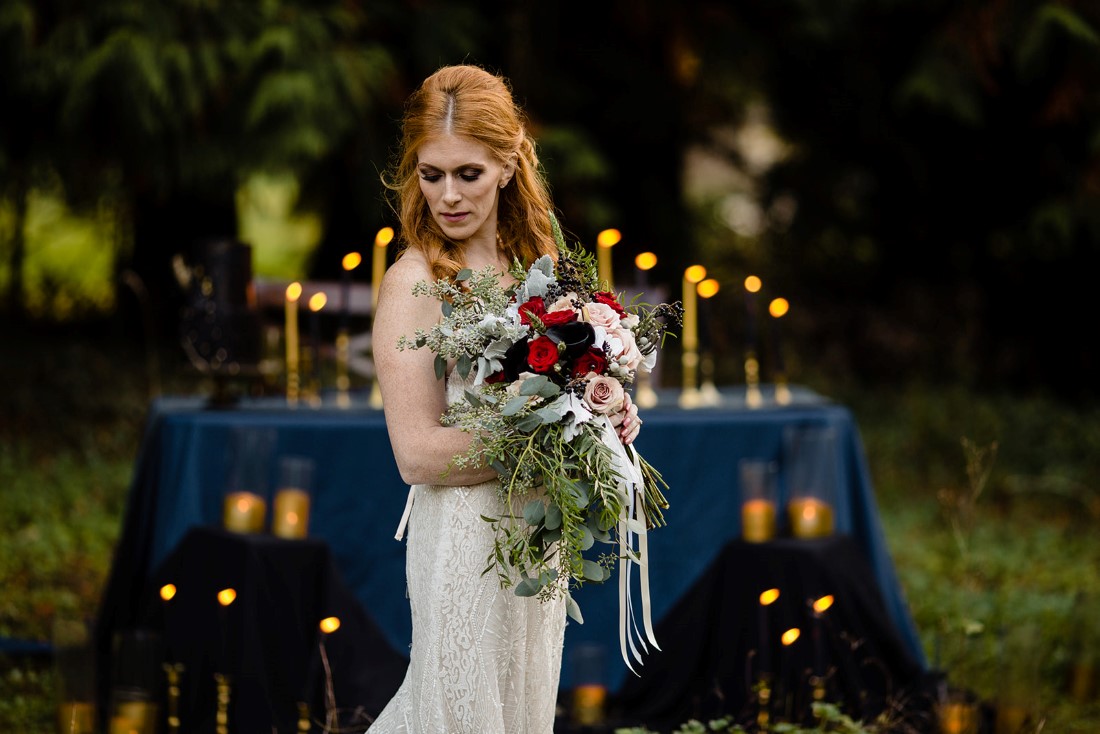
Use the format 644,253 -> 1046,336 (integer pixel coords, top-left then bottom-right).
3,0 -> 1098,397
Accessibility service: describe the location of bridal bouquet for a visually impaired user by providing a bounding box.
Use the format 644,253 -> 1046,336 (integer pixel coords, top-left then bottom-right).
399,221 -> 681,665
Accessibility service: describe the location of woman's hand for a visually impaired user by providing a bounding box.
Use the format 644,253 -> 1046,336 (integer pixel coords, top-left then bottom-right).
617,392 -> 642,445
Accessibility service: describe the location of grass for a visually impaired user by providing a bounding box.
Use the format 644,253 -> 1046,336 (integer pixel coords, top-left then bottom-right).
2,330 -> 1099,732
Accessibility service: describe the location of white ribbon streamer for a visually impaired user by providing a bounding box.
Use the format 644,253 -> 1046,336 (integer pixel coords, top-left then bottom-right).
596,415 -> 659,674
394,486 -> 416,541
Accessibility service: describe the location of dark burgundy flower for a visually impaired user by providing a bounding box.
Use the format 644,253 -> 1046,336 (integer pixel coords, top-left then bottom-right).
572,348 -> 608,378
545,321 -> 596,359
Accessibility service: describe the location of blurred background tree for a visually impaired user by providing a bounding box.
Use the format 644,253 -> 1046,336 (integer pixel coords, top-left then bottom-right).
1,0 -> 1097,397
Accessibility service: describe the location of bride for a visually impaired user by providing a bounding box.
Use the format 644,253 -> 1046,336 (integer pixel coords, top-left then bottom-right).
368,65 -> 640,733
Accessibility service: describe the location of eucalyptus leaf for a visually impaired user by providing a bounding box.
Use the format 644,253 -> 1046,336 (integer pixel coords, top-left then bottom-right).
434,355 -> 446,380
582,559 -> 604,581
542,527 -> 562,544
579,525 -> 594,551
489,460 -> 508,476
566,595 -> 584,624
502,395 -> 531,416
455,268 -> 472,281
515,414 -> 543,432
441,301 -> 453,317
523,500 -> 546,526
457,354 -> 472,378
520,375 -> 550,396
514,577 -> 541,597
537,381 -> 562,398
545,503 -> 562,530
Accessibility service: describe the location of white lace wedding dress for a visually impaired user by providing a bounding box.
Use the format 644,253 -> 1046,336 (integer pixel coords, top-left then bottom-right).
368,371 -> 567,733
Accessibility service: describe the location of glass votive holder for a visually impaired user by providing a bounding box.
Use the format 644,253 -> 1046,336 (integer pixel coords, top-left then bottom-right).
273,456 -> 313,539
570,642 -> 608,727
783,425 -> 838,538
739,459 -> 778,543
223,489 -> 267,533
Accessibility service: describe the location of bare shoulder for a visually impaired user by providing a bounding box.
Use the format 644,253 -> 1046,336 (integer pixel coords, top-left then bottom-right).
375,250 -> 440,336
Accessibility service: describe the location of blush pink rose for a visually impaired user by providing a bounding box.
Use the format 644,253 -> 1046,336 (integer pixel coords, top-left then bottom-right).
583,374 -> 625,416
608,327 -> 643,371
584,302 -> 621,329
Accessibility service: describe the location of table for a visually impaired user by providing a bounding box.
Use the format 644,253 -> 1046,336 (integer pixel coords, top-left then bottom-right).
95,386 -> 925,703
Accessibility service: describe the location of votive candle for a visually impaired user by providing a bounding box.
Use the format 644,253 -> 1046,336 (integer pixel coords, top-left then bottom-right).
741,499 -> 777,543
223,492 -> 266,534
273,489 -> 310,540
788,497 -> 834,538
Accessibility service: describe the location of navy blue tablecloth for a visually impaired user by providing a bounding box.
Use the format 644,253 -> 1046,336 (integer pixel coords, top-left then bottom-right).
97,387 -> 924,695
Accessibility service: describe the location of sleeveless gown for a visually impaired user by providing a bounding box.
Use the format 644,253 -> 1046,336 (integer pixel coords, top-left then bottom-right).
368,371 -> 567,733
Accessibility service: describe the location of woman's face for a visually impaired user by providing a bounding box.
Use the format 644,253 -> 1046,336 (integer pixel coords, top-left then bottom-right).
417,133 -> 514,244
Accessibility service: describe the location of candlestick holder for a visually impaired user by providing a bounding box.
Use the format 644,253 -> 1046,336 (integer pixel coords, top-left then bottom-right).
634,370 -> 658,408
215,673 -> 232,734
297,701 -> 311,732
755,675 -> 772,730
775,373 -> 791,405
679,349 -> 701,408
335,328 -> 351,408
744,350 -> 763,409
697,352 -> 722,407
163,662 -> 184,734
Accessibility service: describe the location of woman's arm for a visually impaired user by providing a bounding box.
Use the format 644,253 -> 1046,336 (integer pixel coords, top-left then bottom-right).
373,254 -> 499,487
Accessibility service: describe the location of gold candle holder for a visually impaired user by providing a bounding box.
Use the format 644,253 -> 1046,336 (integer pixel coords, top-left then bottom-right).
369,228 -> 394,410
297,701 -> 311,732
111,701 -> 158,734
756,676 -> 772,730
596,228 -> 621,291
744,349 -> 763,409
215,673 -> 232,734
335,328 -> 351,408
223,491 -> 266,534
788,497 -> 835,538
679,265 -> 707,408
58,701 -> 96,734
163,663 -> 184,734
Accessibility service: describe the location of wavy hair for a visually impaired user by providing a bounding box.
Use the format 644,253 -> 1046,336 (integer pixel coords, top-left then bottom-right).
385,65 -> 557,281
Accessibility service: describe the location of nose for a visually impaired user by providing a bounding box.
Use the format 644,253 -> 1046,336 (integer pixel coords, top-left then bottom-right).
442,176 -> 461,206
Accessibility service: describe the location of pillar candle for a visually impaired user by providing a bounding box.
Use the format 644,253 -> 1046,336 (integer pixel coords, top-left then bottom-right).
372,228 -> 394,315
788,497 -> 834,538
223,492 -> 266,533
285,283 -> 303,404
273,489 -> 310,539
340,252 -> 361,331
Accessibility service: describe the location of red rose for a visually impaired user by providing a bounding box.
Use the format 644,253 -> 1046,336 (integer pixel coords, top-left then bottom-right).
485,370 -> 507,384
518,297 -> 547,325
541,309 -> 577,327
572,347 -> 608,377
526,335 -> 560,373
593,291 -> 626,317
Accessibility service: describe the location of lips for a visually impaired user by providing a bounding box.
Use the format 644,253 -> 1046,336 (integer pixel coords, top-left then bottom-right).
442,212 -> 469,223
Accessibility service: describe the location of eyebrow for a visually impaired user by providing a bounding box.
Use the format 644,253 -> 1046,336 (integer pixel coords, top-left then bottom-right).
417,162 -> 487,173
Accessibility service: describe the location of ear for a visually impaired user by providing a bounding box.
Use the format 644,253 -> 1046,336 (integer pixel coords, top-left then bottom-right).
499,154 -> 518,188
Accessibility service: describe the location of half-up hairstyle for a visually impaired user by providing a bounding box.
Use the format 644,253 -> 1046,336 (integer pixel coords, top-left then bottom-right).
386,65 -> 558,281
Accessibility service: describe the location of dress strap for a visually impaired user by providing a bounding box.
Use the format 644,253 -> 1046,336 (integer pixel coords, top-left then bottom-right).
394,486 -> 416,540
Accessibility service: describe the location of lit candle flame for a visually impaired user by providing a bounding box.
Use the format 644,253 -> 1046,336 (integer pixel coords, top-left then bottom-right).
769,297 -> 789,318
759,588 -> 780,606
781,628 -> 801,646
697,278 -> 720,299
319,617 -> 341,634
597,228 -> 622,248
684,265 -> 707,284
160,584 -> 177,602
286,282 -> 303,303
635,252 -> 657,270
375,227 -> 395,247
813,595 -> 835,614
342,252 -> 362,271
308,292 -> 327,312
217,588 -> 237,607
285,512 -> 299,525
744,275 -> 762,293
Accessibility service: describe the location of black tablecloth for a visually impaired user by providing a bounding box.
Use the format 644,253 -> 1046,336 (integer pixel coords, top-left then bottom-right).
99,527 -> 407,733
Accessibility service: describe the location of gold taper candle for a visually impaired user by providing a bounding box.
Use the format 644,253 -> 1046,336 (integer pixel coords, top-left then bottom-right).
679,265 -> 706,408
285,282 -> 303,406
58,702 -> 95,734
596,228 -> 621,291
769,297 -> 791,405
372,227 -> 394,314
371,228 -> 394,410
